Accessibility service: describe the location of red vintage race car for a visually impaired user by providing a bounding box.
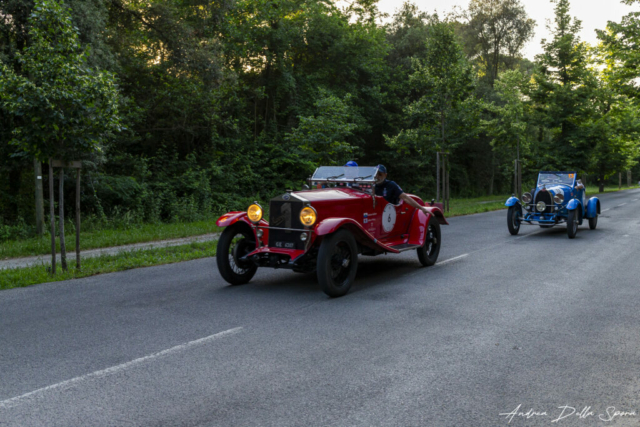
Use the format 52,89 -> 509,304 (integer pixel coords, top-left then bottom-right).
216,166 -> 448,297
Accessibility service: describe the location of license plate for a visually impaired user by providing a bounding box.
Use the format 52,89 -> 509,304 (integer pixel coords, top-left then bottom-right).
275,242 -> 295,249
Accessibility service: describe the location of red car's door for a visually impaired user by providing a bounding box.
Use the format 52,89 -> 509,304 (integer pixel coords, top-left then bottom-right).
377,198 -> 413,242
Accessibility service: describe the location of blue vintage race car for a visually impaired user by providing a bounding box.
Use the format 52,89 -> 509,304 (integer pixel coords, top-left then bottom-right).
505,171 -> 601,239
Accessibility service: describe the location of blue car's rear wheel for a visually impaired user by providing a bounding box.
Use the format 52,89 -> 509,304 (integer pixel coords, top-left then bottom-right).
589,215 -> 598,230
317,229 -> 358,298
507,206 -> 521,235
216,224 -> 258,285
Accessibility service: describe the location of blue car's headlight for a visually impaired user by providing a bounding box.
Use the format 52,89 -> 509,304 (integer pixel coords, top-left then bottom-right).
522,192 -> 532,203
554,192 -> 564,204
536,201 -> 546,212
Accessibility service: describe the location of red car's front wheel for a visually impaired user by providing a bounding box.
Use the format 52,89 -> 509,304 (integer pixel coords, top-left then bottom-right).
216,224 -> 258,285
317,229 -> 359,298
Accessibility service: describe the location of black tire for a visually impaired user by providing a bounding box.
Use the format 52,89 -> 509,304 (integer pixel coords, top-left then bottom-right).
507,206 -> 521,235
567,209 -> 579,239
216,224 -> 258,285
589,215 -> 598,230
317,229 -> 359,298
417,220 -> 441,266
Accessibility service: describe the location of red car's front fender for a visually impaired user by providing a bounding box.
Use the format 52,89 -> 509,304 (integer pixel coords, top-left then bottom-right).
314,218 -> 399,254
216,212 -> 269,246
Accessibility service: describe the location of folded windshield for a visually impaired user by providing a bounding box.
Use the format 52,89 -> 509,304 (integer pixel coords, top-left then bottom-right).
537,172 -> 576,187
312,166 -> 378,183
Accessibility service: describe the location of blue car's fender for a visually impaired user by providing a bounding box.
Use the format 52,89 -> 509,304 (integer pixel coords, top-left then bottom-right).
585,197 -> 601,219
566,198 -> 582,211
505,197 -> 521,207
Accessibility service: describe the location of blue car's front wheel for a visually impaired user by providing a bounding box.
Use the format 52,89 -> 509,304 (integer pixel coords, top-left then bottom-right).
567,209 -> 579,239
507,206 -> 521,235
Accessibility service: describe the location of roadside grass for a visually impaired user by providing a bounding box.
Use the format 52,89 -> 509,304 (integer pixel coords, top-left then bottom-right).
446,194 -> 510,217
0,240 -> 218,290
0,220 -> 221,260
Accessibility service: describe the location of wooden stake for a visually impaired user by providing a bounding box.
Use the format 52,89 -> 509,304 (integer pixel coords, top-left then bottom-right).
49,161 -> 56,275
76,169 -> 81,270
34,159 -> 44,236
59,168 -> 67,271
619,172 -> 622,190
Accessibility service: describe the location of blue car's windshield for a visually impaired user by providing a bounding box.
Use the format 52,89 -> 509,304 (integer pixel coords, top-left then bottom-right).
537,172 -> 576,187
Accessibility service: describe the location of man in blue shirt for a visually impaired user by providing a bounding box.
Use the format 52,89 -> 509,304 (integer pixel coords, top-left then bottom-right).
374,165 -> 431,214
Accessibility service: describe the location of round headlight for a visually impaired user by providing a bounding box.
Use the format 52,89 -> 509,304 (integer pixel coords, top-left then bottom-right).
247,204 -> 263,223
299,206 -> 317,227
536,201 -> 546,212
522,192 -> 532,204
554,192 -> 564,204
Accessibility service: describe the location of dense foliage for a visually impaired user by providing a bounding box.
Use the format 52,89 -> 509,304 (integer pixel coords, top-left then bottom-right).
1,0 -> 639,238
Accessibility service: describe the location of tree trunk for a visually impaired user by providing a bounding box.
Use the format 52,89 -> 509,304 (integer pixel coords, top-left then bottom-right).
442,155 -> 447,211
489,151 -> 495,196
627,170 -> 631,187
598,175 -> 605,193
446,157 -> 450,213
76,169 -> 81,270
49,162 -> 56,275
514,159 -> 518,196
34,159 -> 44,236
59,168 -> 67,271
436,152 -> 440,203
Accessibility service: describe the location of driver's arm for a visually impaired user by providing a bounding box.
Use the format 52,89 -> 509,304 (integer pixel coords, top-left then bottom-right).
400,193 -> 430,213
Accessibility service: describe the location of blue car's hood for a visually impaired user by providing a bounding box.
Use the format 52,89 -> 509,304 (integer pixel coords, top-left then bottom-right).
534,184 -> 571,205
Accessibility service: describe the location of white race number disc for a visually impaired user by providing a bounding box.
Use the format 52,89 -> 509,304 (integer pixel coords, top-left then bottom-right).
382,204 -> 397,233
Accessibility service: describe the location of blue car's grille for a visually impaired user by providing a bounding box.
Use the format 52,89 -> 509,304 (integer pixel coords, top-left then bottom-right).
534,191 -> 554,214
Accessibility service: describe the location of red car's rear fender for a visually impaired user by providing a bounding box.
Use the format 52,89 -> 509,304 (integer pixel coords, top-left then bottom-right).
315,218 -> 399,254
424,206 -> 448,225
407,210 -> 435,246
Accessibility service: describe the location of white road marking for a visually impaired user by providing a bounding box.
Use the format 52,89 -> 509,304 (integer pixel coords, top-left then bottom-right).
0,327 -> 243,410
514,229 -> 546,240
602,208 -> 610,212
618,203 -> 627,207
633,199 -> 639,202
436,254 -> 468,265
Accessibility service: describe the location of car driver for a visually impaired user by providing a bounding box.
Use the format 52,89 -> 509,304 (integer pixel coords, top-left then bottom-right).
374,165 -> 432,215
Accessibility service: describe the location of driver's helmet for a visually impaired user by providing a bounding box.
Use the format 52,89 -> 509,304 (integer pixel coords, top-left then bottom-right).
345,161 -> 358,167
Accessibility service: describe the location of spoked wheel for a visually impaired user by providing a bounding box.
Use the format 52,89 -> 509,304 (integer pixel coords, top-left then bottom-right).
507,206 -> 521,235
417,220 -> 441,266
567,209 -> 579,239
317,229 -> 358,298
589,215 -> 598,230
216,225 -> 258,285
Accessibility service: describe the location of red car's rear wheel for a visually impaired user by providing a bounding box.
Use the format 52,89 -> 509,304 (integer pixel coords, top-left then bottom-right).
417,220 -> 441,266
317,229 -> 358,298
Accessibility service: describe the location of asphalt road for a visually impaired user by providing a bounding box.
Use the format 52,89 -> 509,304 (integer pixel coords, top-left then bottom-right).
1,189 -> 639,427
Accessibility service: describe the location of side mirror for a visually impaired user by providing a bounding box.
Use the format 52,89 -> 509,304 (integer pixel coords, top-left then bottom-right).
302,184 -> 310,190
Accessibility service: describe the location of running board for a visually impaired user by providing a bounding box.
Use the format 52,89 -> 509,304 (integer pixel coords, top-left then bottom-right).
389,243 -> 421,252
